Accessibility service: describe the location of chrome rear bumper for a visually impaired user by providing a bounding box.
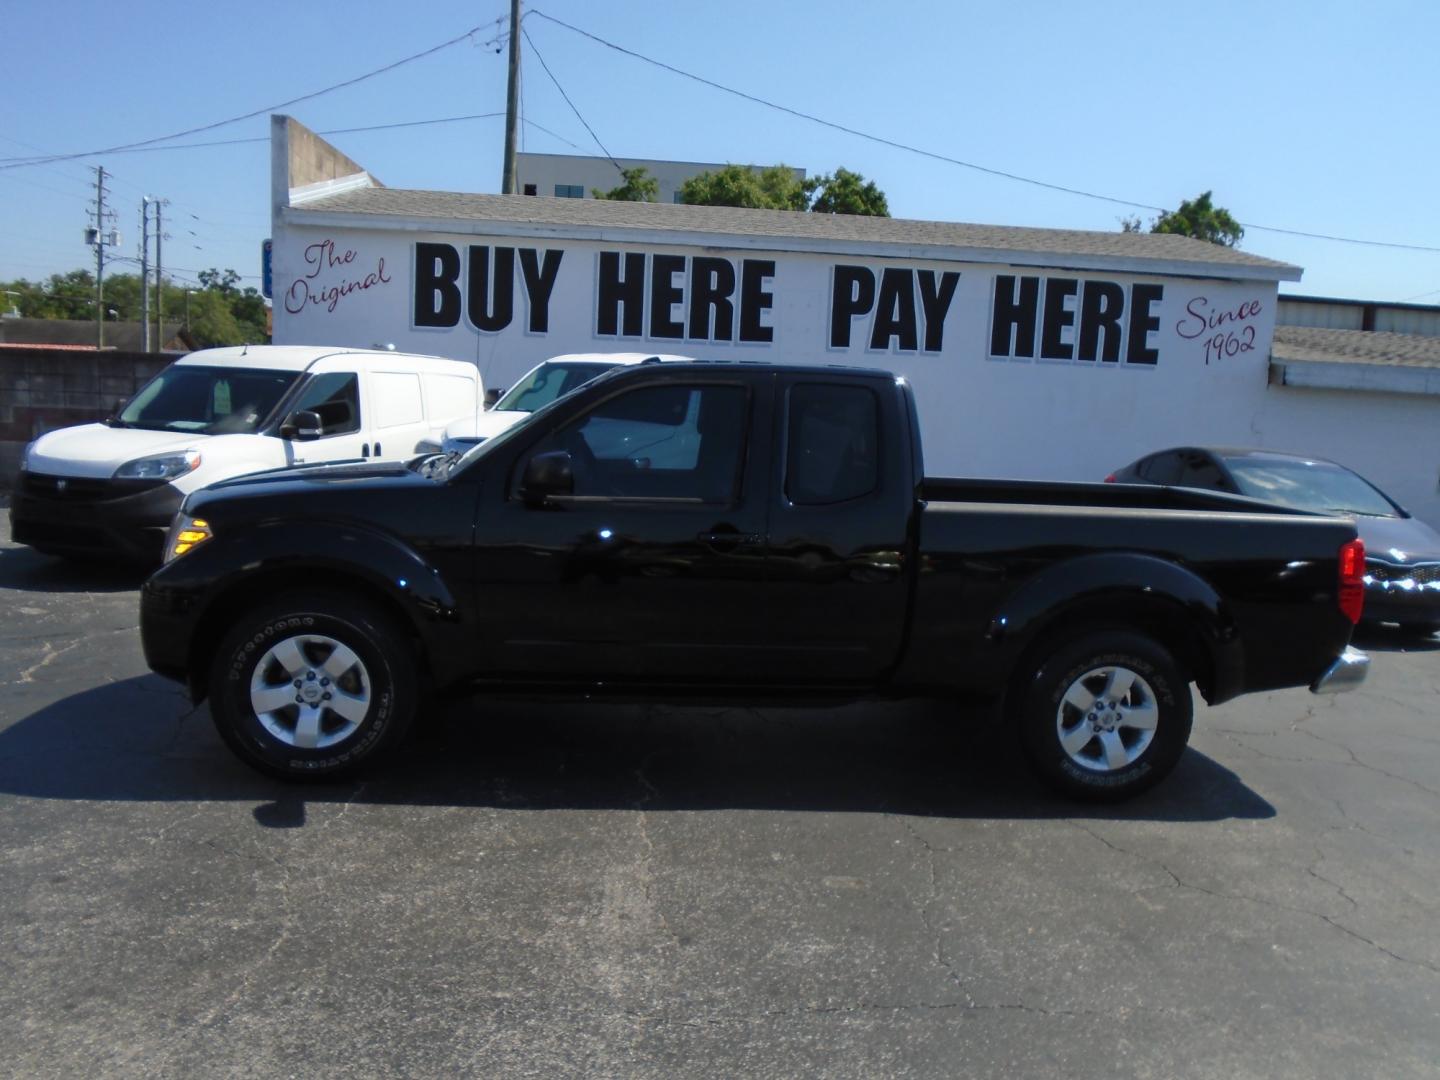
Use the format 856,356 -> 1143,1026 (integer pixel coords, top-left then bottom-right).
1310,646 -> 1370,695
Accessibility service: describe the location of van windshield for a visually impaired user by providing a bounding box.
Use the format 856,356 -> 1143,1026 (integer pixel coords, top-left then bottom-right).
116,366 -> 300,434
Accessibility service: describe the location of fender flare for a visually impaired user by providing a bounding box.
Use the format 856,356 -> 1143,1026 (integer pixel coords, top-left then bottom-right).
985,553 -> 1244,704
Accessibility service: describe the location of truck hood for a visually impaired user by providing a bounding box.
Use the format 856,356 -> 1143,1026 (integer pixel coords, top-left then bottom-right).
28,423 -> 204,478
443,410 -> 528,441
202,458 -> 422,496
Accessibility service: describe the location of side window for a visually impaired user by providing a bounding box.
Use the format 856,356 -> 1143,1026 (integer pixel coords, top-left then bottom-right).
1140,452 -> 1183,485
1177,452 -> 1229,491
289,373 -> 360,436
523,384 -> 747,501
372,372 -> 424,429
786,384 -> 879,505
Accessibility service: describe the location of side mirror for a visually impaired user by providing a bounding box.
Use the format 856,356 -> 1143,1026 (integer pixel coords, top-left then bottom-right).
280,409 -> 324,441
483,388 -> 503,411
521,450 -> 574,504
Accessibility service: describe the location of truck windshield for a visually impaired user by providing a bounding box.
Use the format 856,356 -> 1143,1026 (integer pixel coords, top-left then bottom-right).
117,366 -> 300,435
495,362 -> 619,413
1224,457 -> 1399,518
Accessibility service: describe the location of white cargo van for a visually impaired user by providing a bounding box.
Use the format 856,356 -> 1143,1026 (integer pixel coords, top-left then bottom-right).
10,345 -> 481,560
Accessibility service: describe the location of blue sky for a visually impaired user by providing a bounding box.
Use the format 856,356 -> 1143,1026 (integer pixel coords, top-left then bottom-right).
3,0 -> 1438,303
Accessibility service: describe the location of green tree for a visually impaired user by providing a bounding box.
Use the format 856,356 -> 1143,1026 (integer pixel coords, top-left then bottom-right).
1149,191 -> 1244,247
185,289 -> 242,346
806,167 -> 889,217
679,164 -> 810,211
1,265 -> 271,346
591,166 -> 660,202
681,163 -> 889,216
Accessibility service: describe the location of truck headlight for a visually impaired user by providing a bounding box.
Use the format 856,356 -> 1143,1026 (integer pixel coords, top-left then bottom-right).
164,514 -> 213,562
114,449 -> 201,481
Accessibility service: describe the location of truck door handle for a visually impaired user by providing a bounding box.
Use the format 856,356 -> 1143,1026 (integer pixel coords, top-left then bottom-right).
697,530 -> 762,548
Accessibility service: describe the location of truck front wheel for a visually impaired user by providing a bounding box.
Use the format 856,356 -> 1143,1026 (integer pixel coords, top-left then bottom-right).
208,592 -> 418,781
1017,631 -> 1192,802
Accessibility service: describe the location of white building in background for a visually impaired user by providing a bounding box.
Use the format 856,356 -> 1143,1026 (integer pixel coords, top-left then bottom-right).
516,152 -> 804,204
267,116 -> 1440,526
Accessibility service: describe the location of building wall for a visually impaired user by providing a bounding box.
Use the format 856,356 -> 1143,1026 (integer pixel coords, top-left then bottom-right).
516,153 -> 804,204
272,222 -> 1281,487
0,348 -> 174,487
1255,383 -> 1440,526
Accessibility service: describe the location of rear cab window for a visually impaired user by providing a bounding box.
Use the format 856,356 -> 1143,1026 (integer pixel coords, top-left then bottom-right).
785,383 -> 880,505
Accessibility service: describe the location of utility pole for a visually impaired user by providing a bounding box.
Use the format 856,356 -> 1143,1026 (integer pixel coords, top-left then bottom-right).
140,198 -> 151,352
154,200 -> 167,349
501,0 -> 521,194
88,166 -> 111,348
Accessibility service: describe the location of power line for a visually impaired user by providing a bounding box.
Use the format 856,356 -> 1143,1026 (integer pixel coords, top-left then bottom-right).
527,8 -> 1440,255
3,113 -> 584,160
0,20 -> 506,170
522,25 -> 623,174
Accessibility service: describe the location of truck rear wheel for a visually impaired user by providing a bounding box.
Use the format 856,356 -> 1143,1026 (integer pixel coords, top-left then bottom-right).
208,592 -> 418,781
1016,631 -> 1192,802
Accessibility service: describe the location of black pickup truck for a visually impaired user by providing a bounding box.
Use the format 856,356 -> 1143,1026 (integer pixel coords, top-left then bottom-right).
140,361 -> 1369,799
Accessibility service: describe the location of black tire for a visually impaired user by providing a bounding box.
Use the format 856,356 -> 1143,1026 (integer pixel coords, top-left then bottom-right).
1016,631 -> 1192,802
208,591 -> 418,781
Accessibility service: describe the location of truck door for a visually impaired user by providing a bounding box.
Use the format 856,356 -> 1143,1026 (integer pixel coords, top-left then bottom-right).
759,374 -> 913,683
472,371 -> 773,681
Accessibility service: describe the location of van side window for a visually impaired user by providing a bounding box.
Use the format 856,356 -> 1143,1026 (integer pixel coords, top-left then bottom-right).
786,384 -> 879,505
290,373 -> 360,436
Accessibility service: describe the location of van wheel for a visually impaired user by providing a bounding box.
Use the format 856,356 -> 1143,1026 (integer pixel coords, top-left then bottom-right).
1016,631 -> 1192,802
208,592 -> 418,781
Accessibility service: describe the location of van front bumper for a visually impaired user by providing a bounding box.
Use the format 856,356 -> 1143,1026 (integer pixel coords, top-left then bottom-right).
1310,646 -> 1370,695
9,470 -> 183,562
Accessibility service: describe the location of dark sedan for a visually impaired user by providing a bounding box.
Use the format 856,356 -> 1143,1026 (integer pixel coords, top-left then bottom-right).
1108,447 -> 1440,634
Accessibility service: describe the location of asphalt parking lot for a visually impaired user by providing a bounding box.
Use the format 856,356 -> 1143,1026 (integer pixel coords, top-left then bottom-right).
1,512 -> 1438,1079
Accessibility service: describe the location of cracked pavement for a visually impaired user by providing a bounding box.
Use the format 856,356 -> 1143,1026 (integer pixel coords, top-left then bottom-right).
1,515 -> 1438,1078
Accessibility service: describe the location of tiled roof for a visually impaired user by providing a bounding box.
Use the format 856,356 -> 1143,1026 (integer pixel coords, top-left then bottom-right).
1272,325 -> 1440,369
289,189 -> 1300,279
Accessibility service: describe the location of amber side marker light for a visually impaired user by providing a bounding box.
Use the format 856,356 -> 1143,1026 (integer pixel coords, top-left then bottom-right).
167,518 -> 212,562
1338,538 -> 1366,624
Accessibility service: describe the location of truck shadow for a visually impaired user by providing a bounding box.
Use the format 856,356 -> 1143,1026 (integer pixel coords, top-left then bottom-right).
0,675 -> 1274,825
0,546 -> 150,594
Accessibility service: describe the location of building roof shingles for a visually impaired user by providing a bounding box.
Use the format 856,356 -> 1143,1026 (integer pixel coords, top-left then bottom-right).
1272,325 -> 1440,370
291,189 -> 1300,278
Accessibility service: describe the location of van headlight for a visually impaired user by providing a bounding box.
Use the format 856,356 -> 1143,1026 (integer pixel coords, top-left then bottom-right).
164,514 -> 213,562
114,449 -> 201,481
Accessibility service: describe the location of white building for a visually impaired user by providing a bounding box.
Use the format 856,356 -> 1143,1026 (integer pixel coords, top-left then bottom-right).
515,152 -> 804,204
268,116 -> 1440,525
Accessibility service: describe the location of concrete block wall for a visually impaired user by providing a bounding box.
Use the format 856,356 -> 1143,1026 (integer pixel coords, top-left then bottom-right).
0,347 -> 176,488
